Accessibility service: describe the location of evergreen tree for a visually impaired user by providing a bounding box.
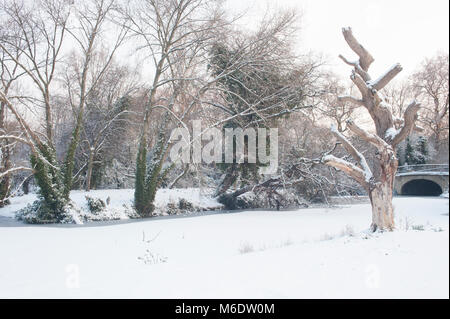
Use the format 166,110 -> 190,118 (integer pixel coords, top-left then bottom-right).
405,137 -> 415,165
396,145 -> 404,166
415,136 -> 429,165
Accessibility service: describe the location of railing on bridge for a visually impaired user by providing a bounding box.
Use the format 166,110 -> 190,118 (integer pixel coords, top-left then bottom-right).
397,164 -> 449,175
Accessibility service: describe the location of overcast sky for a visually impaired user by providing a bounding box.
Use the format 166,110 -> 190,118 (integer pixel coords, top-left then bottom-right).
225,0 -> 449,80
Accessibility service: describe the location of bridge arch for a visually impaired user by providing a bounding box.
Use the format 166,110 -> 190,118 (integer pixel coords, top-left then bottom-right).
400,179 -> 443,196
395,164 -> 449,196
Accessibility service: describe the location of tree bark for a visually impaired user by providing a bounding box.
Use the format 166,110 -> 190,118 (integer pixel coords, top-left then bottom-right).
369,182 -> 395,232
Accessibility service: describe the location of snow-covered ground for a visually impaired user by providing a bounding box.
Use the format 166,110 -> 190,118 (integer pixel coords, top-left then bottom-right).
0,188 -> 223,221
0,193 -> 448,298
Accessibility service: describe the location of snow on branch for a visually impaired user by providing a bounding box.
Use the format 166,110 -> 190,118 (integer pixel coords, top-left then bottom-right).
342,27 -> 374,71
369,63 -> 403,91
0,167 -> 34,179
391,101 -> 421,146
322,154 -> 369,187
325,124 -> 373,185
0,135 -> 32,146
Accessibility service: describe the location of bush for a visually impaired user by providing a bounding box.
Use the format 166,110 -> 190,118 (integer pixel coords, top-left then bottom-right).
85,196 -> 106,214
16,200 -> 79,224
178,198 -> 193,210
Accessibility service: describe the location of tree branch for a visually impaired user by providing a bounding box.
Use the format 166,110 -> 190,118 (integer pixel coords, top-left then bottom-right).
0,167 -> 34,179
341,27 -> 374,71
338,54 -> 371,82
327,125 -> 373,186
322,154 -> 369,188
370,63 -> 403,91
338,95 -> 364,106
346,119 -> 390,151
350,70 -> 369,98
391,101 -> 421,146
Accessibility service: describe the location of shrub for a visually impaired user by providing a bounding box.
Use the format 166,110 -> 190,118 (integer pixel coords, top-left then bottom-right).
85,196 -> 106,214
178,198 -> 193,210
16,200 -> 78,224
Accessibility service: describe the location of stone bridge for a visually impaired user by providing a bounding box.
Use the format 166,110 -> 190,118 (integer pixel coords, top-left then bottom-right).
394,164 -> 449,196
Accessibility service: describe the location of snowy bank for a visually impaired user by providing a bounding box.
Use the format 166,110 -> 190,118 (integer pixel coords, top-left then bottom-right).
0,188 -> 223,223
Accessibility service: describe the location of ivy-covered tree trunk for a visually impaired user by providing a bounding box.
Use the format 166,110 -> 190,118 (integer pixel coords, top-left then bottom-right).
30,143 -> 68,222
1,93 -> 69,223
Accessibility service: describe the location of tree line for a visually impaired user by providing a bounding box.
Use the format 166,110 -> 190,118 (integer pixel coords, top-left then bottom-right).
0,0 -> 448,230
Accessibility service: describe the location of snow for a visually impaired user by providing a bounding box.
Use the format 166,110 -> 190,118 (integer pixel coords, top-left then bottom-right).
0,195 -> 448,298
323,154 -> 373,183
385,127 -> 399,140
328,125 -> 373,182
0,188 -> 223,220
396,171 -> 449,177
369,63 -> 402,89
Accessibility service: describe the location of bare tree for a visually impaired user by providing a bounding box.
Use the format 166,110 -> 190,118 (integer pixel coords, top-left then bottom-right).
0,0 -> 72,219
384,80 -> 415,123
0,0 -> 126,221
62,0 -> 127,196
318,75 -> 358,132
0,17 -> 28,206
120,0 -> 225,216
322,28 -> 421,232
412,53 -> 449,153
0,0 -> 70,146
77,59 -> 137,191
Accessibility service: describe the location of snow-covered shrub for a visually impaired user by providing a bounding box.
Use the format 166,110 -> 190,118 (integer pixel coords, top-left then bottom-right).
163,198 -> 197,215
16,200 -> 82,224
166,202 -> 178,215
178,198 -> 193,211
219,189 -> 308,210
85,196 -> 106,214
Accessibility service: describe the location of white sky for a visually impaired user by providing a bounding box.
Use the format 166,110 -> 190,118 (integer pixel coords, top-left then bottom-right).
225,0 -> 450,79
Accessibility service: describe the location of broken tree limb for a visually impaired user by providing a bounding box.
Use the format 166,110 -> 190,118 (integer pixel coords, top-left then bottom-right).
391,101 -> 421,146
322,154 -> 369,188
342,27 -> 374,71
328,125 -> 373,182
370,63 -> 403,91
338,54 -> 371,82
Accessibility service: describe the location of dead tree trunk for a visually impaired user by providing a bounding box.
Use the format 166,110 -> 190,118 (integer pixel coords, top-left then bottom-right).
323,28 -> 421,232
